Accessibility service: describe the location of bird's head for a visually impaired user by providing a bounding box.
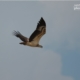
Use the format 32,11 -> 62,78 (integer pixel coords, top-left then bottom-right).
37,44 -> 43,48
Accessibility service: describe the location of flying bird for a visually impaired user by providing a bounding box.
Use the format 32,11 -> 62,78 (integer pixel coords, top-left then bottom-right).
13,17 -> 46,48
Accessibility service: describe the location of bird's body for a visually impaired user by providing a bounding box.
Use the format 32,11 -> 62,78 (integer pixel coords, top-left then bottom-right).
13,17 -> 46,48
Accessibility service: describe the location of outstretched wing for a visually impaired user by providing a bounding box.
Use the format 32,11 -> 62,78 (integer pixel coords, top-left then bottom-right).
29,17 -> 46,43
13,31 -> 29,42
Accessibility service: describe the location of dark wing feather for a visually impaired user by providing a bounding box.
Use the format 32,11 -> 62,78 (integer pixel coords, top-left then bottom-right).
13,31 -> 28,42
29,17 -> 46,42
29,30 -> 41,42
36,17 -> 46,30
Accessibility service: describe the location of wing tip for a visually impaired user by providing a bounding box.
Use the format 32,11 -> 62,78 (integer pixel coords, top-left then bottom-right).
40,17 -> 44,21
37,17 -> 46,27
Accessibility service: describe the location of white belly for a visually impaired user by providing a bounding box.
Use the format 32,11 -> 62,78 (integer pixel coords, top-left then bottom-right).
26,41 -> 38,47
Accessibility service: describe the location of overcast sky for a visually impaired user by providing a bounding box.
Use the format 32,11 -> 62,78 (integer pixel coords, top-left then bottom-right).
0,1 -> 80,80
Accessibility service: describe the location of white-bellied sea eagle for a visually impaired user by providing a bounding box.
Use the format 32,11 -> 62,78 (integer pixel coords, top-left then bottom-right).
13,17 -> 46,48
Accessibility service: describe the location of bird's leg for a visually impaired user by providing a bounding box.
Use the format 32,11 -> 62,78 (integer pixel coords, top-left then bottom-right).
19,42 -> 26,45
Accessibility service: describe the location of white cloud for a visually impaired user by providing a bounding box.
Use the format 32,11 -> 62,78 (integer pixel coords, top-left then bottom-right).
0,47 -> 73,80
29,49 -> 73,80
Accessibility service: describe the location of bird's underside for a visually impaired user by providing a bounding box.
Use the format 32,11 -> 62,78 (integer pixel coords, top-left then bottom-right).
13,17 -> 46,48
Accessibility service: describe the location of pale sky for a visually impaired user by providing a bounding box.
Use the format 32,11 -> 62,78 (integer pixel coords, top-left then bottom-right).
0,1 -> 80,80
